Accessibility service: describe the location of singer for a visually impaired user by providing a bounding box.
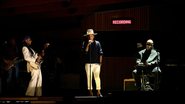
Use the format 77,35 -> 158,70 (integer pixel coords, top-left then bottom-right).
132,39 -> 161,91
81,29 -> 103,97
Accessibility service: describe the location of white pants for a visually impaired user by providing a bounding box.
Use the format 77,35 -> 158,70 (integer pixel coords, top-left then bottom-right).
26,68 -> 42,96
85,63 -> 101,90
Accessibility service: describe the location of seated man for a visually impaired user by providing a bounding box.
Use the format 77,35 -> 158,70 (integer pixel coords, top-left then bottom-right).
132,39 -> 161,91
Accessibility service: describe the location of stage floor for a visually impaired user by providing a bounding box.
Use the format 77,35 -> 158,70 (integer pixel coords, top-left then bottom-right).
0,91 -> 183,104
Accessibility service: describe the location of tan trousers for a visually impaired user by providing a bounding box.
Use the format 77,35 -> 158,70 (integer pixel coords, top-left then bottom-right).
85,63 -> 101,90
26,68 -> 42,96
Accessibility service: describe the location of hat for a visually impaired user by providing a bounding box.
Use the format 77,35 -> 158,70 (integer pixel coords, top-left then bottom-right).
146,39 -> 154,46
146,39 -> 153,44
84,29 -> 97,36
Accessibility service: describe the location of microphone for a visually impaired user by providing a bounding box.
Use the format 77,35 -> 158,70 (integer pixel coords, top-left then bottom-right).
88,40 -> 93,44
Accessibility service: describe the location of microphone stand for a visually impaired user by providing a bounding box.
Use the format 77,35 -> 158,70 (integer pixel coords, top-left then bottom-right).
89,42 -> 92,93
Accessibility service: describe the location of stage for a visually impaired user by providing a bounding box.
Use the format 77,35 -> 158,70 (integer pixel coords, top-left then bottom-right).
0,91 -> 183,104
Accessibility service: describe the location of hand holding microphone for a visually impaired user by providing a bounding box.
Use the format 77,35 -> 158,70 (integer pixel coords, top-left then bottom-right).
85,40 -> 93,52
88,40 -> 93,45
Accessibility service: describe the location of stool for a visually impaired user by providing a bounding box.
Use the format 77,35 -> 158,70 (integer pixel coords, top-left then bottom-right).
123,78 -> 136,91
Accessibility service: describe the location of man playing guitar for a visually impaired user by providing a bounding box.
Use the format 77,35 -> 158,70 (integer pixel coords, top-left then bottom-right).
0,36 -> 21,96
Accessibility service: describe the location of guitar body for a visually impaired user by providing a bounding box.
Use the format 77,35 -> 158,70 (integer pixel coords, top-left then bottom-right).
26,42 -> 49,71
29,62 -> 40,69
2,57 -> 23,71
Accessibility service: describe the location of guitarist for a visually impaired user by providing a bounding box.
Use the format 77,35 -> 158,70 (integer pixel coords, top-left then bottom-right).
22,35 -> 42,96
0,36 -> 20,96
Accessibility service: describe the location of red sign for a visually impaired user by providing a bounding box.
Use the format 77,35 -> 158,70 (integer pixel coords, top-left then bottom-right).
112,20 -> 132,24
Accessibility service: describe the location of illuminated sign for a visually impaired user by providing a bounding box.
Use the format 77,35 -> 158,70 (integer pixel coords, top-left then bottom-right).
112,20 -> 132,24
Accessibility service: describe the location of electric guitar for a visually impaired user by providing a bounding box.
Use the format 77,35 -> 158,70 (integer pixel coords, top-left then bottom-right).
3,57 -> 24,71
29,55 -> 43,69
29,42 -> 50,69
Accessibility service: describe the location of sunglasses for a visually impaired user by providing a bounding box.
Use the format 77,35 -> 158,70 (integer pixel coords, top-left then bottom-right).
146,43 -> 153,46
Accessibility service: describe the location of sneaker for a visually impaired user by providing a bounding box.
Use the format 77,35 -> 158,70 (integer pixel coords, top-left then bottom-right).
144,85 -> 154,91
98,94 -> 103,97
97,93 -> 103,97
97,90 -> 103,97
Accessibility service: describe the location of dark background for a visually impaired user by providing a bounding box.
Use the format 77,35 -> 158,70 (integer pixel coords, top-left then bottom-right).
0,0 -> 185,96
